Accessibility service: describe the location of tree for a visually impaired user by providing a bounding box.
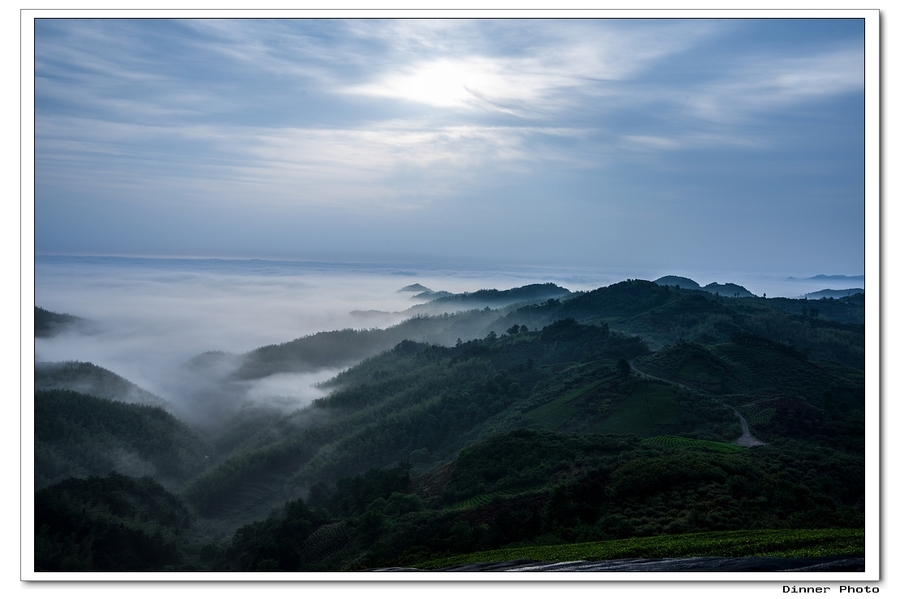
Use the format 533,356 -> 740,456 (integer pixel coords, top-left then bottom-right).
617,358 -> 631,378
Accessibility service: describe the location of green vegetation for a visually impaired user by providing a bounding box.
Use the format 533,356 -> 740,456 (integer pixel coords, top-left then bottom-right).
204,428 -> 862,570
35,361 -> 169,407
524,378 -> 609,430
33,278 -> 866,571
34,473 -> 192,571
493,280 -> 863,368
641,435 -> 744,454
180,320 -> 652,519
409,283 -> 572,313
413,528 -> 864,569
35,389 -> 213,489
591,381 -> 685,437
233,309 -> 503,379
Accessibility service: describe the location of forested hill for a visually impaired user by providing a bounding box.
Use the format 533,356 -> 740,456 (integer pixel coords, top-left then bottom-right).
35,306 -> 86,337
404,282 -> 572,315
230,309 -> 503,380
196,279 -> 863,386
178,320 -> 656,519
35,389 -> 212,490
208,283 -> 571,381
490,280 -> 864,369
35,361 -> 169,408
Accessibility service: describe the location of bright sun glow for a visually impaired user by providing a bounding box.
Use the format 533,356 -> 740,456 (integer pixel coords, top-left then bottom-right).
350,58 -> 515,109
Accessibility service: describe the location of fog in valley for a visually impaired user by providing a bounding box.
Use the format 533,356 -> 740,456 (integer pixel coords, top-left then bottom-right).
32,255 -> 861,430
33,256 -> 574,427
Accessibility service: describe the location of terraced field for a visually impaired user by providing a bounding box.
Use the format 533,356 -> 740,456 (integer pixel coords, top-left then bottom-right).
641,435 -> 743,454
452,491 -> 519,511
733,398 -> 778,426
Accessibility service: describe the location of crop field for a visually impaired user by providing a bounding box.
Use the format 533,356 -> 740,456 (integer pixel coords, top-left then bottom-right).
412,528 -> 864,569
742,408 -> 777,426
451,491 -> 518,511
734,398 -> 778,426
590,382 -> 682,437
641,435 -> 743,454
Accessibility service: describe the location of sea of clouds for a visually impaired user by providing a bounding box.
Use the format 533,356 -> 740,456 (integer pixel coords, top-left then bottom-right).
31,255 -> 860,423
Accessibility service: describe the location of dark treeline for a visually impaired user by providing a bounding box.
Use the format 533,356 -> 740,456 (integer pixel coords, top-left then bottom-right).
35,473 -> 191,571
35,306 -> 85,338
403,282 -> 573,314
491,281 -> 864,369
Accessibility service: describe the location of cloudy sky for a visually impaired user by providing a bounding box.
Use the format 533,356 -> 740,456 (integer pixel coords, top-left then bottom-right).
33,17 -> 866,277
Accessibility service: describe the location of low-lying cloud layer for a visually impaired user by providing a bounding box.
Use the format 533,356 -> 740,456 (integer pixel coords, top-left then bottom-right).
32,257 -> 582,426
32,256 -> 860,428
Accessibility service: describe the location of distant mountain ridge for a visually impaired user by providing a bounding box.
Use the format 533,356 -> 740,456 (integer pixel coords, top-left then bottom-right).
398,283 -> 452,299
802,288 -> 864,300
406,282 -> 572,315
653,276 -> 756,298
653,276 -> 701,290
805,274 -> 864,281
398,283 -> 431,293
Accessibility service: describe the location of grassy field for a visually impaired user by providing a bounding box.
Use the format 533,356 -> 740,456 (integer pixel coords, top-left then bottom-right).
412,528 -> 864,569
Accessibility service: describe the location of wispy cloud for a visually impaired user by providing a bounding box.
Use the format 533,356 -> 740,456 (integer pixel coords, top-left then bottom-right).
341,19 -> 724,118
677,45 -> 863,124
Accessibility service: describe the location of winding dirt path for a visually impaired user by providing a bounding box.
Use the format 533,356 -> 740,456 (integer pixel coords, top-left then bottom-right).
628,360 -> 765,447
725,405 -> 766,447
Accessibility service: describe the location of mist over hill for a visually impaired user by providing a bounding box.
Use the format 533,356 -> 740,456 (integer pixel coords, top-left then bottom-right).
35,361 -> 169,408
802,289 -> 865,300
35,306 -> 88,338
31,259 -> 867,572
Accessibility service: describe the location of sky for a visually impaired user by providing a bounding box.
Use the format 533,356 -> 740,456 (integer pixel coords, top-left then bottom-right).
33,17 -> 867,277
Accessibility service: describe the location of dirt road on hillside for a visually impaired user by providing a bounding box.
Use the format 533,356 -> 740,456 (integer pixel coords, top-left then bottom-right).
628,360 -> 766,447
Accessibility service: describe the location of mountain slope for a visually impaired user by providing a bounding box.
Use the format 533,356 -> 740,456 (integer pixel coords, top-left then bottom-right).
35,361 -> 169,408
35,389 -> 213,489
35,306 -> 86,338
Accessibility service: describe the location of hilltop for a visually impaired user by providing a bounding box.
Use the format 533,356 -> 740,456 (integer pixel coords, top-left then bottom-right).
35,306 -> 87,337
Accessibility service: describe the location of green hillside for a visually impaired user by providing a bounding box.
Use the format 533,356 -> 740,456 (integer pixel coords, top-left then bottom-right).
35,473 -> 192,571
35,361 -> 169,408
179,320 -> 653,518
35,389 -> 213,489
491,280 -> 864,368
214,428 -> 862,571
